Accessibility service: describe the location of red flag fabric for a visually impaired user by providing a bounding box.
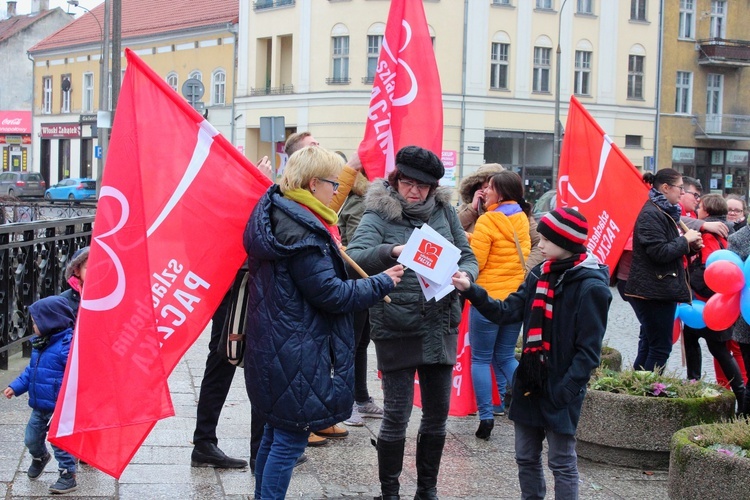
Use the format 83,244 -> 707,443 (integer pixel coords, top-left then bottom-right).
48,49 -> 271,478
557,96 -> 649,269
357,0 -> 443,180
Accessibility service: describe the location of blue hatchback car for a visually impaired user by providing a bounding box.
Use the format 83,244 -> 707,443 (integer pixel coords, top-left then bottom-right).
44,178 -> 97,202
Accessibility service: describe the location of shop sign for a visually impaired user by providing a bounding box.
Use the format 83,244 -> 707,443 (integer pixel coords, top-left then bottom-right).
726,150 -> 749,166
0,111 -> 31,134
40,123 -> 81,138
672,147 -> 695,163
79,114 -> 97,123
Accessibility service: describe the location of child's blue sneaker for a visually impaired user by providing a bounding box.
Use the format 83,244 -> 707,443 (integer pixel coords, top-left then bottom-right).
49,469 -> 77,495
493,404 -> 506,417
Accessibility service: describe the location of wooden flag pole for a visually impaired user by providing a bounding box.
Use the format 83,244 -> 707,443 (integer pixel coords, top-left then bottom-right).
339,248 -> 392,303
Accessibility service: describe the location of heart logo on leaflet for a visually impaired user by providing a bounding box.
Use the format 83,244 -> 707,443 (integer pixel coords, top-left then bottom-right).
414,239 -> 442,269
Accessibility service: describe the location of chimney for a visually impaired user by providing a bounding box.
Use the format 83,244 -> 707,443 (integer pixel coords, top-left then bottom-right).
31,0 -> 49,13
6,1 -> 16,17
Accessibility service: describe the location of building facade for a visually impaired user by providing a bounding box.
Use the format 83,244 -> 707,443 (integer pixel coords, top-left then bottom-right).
235,0 -> 660,203
27,0 -> 237,186
0,0 -> 71,174
658,0 -> 750,197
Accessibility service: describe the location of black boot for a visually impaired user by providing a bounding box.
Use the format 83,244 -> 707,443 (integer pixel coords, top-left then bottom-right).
191,442 -> 248,469
414,433 -> 445,500
373,437 -> 405,500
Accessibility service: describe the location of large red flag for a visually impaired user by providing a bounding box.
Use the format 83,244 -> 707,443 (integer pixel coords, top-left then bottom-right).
358,0 -> 443,179
48,49 -> 271,478
557,96 -> 649,269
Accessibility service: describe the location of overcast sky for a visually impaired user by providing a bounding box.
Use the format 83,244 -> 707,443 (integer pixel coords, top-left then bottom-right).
2,0 -> 103,17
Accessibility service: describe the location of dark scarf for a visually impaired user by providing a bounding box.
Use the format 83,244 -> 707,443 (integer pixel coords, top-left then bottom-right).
517,252 -> 587,397
648,187 -> 681,223
390,186 -> 436,222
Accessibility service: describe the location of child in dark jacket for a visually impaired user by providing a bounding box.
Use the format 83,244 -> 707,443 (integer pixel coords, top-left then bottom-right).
452,207 -> 611,499
3,296 -> 77,495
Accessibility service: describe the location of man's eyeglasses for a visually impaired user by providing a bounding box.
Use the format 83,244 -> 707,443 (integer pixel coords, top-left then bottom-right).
669,184 -> 685,192
317,178 -> 340,191
685,191 -> 701,201
400,178 -> 431,191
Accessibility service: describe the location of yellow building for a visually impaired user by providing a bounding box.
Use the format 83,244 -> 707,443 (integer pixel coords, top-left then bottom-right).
657,0 -> 750,197
235,0 -> 660,203
28,0 -> 237,186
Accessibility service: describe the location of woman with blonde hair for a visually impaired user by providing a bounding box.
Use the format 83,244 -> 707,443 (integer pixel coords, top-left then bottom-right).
243,146 -> 404,499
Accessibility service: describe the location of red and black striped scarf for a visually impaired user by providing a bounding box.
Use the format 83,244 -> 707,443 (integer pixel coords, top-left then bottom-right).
517,252 -> 587,397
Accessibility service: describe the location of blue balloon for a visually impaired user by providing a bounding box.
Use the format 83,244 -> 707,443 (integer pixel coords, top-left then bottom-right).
680,300 -> 706,329
741,289 -> 750,325
743,256 -> 750,288
705,249 -> 744,269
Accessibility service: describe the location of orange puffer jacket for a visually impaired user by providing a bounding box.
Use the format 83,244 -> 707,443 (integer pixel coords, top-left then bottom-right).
471,202 -> 531,300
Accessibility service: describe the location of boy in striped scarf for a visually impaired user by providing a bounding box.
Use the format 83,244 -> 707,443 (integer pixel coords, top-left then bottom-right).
453,207 -> 611,499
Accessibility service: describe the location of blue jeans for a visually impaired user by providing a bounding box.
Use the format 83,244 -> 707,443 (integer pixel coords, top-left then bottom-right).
514,422 -> 578,500
629,298 -> 676,372
25,409 -> 76,474
378,364 -> 453,442
253,424 -> 308,500
470,307 -> 520,420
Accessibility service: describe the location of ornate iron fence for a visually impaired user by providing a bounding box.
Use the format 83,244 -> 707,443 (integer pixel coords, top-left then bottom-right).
0,216 -> 93,369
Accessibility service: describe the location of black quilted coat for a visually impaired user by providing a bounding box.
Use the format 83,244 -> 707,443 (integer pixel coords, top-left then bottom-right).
243,185 -> 394,432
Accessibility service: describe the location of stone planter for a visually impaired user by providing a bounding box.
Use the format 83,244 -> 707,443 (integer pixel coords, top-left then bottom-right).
669,424 -> 750,499
576,389 -> 736,470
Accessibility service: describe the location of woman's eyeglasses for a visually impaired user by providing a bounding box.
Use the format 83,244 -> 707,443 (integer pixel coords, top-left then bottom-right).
728,208 -> 744,214
317,178 -> 340,191
668,184 -> 685,192
400,179 -> 431,191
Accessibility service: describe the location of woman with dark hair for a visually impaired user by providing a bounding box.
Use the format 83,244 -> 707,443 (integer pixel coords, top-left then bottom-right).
625,168 -> 703,372
243,146 -> 403,499
469,170 -> 530,439
726,194 -> 747,231
683,194 -> 745,412
346,145 -> 478,500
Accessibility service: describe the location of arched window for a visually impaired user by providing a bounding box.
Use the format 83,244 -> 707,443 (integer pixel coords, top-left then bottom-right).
533,36 -> 553,93
365,23 -> 385,83
574,40 -> 593,96
166,72 -> 178,92
628,45 -> 646,99
330,24 -> 350,84
188,70 -> 202,82
490,31 -> 511,90
212,70 -> 226,106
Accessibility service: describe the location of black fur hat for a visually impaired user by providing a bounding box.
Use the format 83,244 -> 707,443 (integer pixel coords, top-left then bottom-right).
395,146 -> 444,185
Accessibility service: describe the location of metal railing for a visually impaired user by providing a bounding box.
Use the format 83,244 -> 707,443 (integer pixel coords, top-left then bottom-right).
698,38 -> 750,66
253,0 -> 295,10
326,77 -> 351,85
362,76 -> 374,85
693,114 -> 750,138
0,216 -> 93,369
249,84 -> 294,96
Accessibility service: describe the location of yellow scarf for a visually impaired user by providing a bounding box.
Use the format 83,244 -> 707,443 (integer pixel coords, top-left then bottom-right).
283,188 -> 338,225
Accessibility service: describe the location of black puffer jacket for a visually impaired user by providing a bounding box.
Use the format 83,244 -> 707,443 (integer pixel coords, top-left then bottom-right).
243,186 -> 394,432
625,200 -> 692,303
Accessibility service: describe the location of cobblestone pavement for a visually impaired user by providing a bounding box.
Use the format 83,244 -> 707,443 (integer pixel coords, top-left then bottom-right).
0,289 -> 717,499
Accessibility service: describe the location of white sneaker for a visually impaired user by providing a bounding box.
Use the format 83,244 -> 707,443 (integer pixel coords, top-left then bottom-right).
343,402 -> 364,426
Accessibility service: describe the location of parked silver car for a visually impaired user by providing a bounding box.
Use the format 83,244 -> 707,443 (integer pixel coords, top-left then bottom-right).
0,172 -> 47,197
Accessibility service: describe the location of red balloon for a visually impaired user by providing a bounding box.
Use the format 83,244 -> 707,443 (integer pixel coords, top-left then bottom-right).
705,260 -> 745,295
704,292 -> 741,331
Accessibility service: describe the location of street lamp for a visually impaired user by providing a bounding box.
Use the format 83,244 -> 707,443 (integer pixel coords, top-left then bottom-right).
67,0 -> 110,191
552,0 -> 569,189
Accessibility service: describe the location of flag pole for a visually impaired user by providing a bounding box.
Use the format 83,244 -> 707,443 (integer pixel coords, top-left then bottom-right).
340,248 -> 391,303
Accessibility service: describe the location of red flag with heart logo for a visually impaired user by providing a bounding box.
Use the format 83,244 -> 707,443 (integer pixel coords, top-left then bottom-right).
557,96 -> 649,269
48,49 -> 271,478
357,0 -> 443,180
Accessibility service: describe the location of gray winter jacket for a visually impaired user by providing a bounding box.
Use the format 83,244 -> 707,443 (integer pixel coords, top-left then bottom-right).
346,181 -> 478,372
729,225 -> 750,343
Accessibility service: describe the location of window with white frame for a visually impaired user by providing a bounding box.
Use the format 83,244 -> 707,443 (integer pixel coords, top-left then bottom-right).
42,76 -> 52,114
212,70 -> 226,105
166,72 -> 178,92
188,70 -> 202,82
366,34 -> 383,83
577,0 -> 593,14
533,46 -> 551,92
679,0 -> 694,39
710,0 -> 726,39
536,0 -> 552,9
675,71 -> 692,114
627,54 -> 644,99
490,42 -> 510,90
630,0 -> 646,21
574,50 -> 592,95
332,35 -> 350,82
61,75 -> 71,113
493,0 -> 511,4
83,72 -> 94,112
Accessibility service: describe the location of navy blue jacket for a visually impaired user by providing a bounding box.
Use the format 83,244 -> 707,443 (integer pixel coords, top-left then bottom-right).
243,186 -> 394,432
462,254 -> 611,435
9,296 -> 75,412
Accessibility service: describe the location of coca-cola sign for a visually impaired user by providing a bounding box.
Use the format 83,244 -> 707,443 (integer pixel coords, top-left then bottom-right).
0,111 -> 31,134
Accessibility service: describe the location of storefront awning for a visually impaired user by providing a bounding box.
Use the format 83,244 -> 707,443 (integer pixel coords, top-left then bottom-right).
0,111 -> 32,134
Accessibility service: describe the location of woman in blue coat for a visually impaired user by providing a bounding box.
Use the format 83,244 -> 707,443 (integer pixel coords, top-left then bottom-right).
243,146 -> 403,500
